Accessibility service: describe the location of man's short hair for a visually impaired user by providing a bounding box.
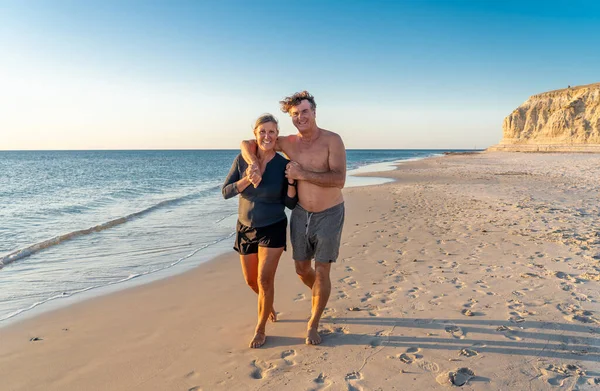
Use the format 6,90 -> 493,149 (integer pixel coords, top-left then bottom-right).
279,91 -> 317,114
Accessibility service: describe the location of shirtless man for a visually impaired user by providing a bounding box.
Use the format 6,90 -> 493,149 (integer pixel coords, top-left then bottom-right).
241,91 -> 346,345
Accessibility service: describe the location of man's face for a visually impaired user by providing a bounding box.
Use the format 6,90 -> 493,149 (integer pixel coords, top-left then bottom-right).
289,100 -> 316,133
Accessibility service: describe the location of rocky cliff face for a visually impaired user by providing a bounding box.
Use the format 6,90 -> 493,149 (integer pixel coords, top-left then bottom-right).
488,83 -> 600,152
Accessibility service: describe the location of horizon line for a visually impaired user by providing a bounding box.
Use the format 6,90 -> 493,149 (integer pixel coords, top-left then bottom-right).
0,148 -> 486,152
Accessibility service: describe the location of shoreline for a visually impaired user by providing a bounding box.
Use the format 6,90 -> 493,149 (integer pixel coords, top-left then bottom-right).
2,151 -> 599,390
0,154 -> 436,328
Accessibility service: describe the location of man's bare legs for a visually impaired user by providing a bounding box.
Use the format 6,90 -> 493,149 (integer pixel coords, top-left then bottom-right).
295,260 -> 332,345
240,254 -> 277,322
240,248 -> 283,348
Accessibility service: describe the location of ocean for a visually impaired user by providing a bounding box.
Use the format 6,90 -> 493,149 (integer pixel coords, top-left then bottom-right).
0,149 -> 461,325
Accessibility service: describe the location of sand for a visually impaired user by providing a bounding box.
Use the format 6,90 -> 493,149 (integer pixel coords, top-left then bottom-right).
1,152 -> 600,390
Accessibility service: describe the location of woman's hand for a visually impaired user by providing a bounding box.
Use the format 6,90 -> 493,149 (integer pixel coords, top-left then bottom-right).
246,164 -> 262,187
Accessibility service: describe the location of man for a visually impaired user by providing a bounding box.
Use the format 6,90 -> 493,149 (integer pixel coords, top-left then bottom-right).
241,91 -> 346,345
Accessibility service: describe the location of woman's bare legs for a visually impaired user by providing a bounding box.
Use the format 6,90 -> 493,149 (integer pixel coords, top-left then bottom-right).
246,246 -> 283,348
240,247 -> 283,348
240,253 -> 277,321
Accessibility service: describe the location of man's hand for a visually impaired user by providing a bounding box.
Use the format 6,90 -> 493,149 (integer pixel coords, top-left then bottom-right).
285,161 -> 304,181
246,164 -> 262,187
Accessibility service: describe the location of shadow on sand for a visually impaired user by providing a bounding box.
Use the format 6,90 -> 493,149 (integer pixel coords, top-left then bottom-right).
279,316 -> 600,364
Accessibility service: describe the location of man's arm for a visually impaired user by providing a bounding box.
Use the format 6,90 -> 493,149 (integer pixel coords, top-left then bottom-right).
240,139 -> 262,187
240,139 -> 259,165
241,136 -> 291,186
286,134 -> 346,188
241,136 -> 290,163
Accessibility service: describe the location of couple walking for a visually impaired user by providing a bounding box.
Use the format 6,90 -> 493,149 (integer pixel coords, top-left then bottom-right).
222,91 -> 346,348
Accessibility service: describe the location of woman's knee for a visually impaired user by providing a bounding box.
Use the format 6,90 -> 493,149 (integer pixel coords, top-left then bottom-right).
258,273 -> 274,292
244,276 -> 258,290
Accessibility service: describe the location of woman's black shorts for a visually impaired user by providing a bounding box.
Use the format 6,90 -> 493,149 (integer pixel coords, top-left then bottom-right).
233,218 -> 287,255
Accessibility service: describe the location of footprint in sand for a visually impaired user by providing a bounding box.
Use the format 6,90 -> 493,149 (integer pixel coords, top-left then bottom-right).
310,372 -> 332,390
398,353 -> 415,363
391,350 -> 420,364
445,325 -> 466,339
553,271 -> 577,282
249,359 -> 274,380
281,349 -> 296,365
385,285 -> 398,294
294,293 -> 306,301
320,326 -> 349,338
572,293 -> 589,302
508,313 -> 526,323
347,304 -> 379,316
579,272 -> 600,281
360,292 -> 373,302
436,367 -> 475,387
459,348 -> 478,357
496,325 -> 522,341
417,359 -> 440,373
407,287 -> 420,299
557,303 -> 600,324
520,272 -> 544,279
345,371 -> 364,391
539,363 -> 586,387
337,290 -> 350,299
428,294 -> 446,306
340,276 -> 359,289
463,298 -> 478,308
184,370 -> 199,379
345,266 -> 355,272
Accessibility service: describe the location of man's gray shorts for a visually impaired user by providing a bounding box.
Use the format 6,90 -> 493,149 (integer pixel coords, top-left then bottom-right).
290,202 -> 345,263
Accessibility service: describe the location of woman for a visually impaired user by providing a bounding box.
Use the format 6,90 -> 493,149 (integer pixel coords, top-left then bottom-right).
222,114 -> 297,348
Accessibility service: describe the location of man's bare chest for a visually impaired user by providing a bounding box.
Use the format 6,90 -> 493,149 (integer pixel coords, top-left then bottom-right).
288,143 -> 330,172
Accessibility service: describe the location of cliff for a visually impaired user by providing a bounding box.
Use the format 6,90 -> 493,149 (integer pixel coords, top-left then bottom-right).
488,82 -> 600,152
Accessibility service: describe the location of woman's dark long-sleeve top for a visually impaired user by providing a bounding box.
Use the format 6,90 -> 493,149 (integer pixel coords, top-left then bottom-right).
222,153 -> 297,228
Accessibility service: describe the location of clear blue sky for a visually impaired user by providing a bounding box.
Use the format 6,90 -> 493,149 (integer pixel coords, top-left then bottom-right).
1,0 -> 599,150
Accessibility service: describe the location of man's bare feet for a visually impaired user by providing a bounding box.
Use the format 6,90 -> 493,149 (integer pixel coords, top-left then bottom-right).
250,331 -> 266,348
306,328 -> 322,345
269,309 -> 278,322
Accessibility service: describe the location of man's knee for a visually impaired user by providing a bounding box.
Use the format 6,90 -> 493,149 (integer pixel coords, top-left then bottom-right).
314,262 -> 331,281
295,261 -> 312,277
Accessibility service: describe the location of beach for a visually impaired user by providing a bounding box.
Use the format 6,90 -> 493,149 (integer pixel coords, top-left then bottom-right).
1,152 -> 600,390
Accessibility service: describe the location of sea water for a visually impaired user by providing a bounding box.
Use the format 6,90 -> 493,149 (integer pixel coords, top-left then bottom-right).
0,149 -> 462,324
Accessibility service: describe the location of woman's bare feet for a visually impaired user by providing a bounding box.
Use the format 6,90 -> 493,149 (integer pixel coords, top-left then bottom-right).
250,331 -> 267,348
269,308 -> 278,322
306,328 -> 322,345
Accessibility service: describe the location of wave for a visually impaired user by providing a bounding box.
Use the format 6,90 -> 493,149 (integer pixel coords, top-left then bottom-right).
0,185 -> 221,269
0,230 -> 235,322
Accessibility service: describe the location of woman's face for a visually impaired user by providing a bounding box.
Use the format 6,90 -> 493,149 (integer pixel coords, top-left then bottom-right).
254,121 -> 278,151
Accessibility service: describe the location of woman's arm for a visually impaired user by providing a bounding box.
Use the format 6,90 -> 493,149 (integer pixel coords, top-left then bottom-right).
284,179 -> 298,209
222,156 -> 253,199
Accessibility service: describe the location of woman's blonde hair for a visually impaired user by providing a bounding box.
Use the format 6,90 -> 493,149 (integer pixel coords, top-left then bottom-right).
253,114 -> 279,131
